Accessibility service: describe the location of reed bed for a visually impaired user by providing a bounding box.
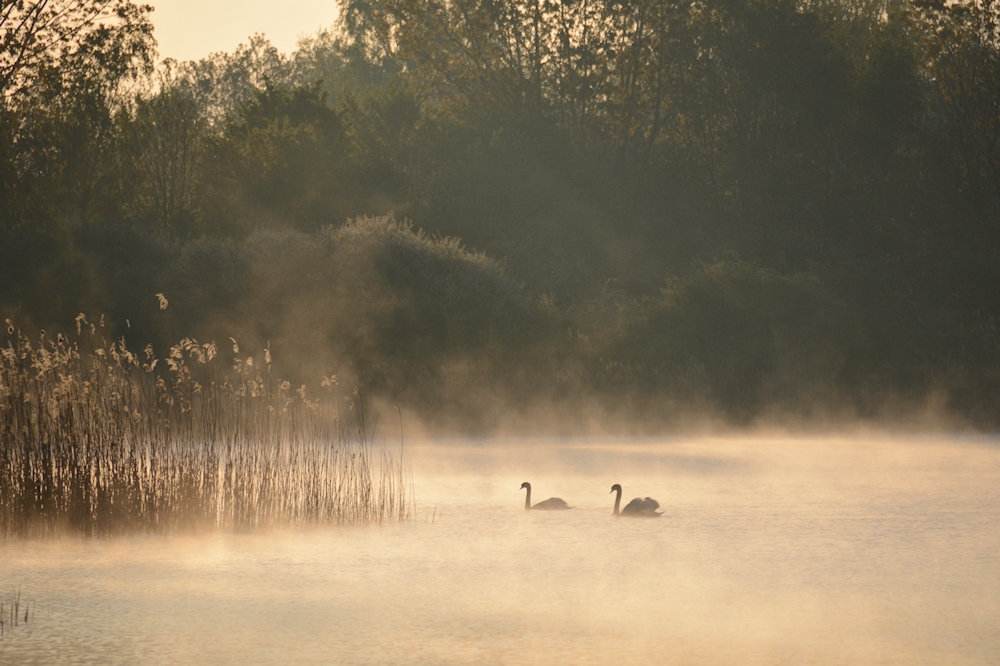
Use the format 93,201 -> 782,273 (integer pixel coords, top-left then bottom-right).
0,317 -> 410,537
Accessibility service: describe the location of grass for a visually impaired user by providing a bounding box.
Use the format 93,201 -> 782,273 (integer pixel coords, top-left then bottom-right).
0,316 -> 411,537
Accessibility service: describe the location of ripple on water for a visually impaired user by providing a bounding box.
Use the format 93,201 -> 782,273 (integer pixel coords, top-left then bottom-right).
1,436 -> 998,665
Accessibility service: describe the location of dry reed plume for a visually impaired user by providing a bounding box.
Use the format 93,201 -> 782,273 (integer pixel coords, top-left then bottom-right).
0,316 -> 410,537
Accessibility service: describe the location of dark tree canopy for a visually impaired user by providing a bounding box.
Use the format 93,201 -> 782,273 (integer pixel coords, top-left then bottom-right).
4,0 -> 1000,429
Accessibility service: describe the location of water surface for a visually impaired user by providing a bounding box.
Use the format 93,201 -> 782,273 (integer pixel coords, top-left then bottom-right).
1,436 -> 998,664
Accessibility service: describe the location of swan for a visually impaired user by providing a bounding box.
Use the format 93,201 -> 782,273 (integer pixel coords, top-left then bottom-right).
611,484 -> 662,517
520,482 -> 570,510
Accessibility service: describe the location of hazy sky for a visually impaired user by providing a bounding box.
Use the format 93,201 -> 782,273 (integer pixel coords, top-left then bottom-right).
148,0 -> 338,62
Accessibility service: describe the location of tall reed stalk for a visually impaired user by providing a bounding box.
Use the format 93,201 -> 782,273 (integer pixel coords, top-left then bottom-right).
0,317 -> 409,536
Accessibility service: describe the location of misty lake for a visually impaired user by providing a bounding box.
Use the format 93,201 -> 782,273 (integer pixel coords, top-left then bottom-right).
1,435 -> 998,664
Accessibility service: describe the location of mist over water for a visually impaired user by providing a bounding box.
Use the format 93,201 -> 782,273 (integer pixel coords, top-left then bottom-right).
1,435 -> 997,664
5,1 -> 1000,662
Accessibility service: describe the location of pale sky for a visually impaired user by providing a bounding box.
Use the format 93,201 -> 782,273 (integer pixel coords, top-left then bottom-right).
148,0 -> 339,62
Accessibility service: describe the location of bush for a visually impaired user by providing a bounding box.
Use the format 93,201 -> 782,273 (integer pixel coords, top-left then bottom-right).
159,215 -> 545,420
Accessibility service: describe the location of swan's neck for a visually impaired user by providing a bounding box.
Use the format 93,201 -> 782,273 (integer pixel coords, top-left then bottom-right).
524,486 -> 531,511
613,487 -> 622,516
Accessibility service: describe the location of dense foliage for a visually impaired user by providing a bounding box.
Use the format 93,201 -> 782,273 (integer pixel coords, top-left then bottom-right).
3,0 -> 1000,429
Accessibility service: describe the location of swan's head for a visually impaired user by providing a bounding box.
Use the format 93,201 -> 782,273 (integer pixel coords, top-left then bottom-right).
520,482 -> 530,490
611,484 -> 622,493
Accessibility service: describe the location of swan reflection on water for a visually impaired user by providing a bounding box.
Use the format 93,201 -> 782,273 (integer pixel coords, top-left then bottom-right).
520,482 -> 571,510
611,484 -> 663,517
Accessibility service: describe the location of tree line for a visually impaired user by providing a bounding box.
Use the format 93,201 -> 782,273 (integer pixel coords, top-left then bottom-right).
2,0 -> 1000,428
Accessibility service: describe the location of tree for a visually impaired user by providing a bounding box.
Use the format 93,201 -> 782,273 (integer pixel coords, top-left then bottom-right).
128,84 -> 206,230
169,34 -> 289,126
1,0 -> 154,99
914,0 -> 1000,218
1,0 -> 154,243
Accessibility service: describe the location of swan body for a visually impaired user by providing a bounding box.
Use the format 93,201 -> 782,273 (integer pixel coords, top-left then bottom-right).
520,482 -> 571,510
611,484 -> 662,517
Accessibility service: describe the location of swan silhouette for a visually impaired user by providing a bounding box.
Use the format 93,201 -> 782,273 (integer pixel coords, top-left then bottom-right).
611,484 -> 662,517
520,482 -> 570,510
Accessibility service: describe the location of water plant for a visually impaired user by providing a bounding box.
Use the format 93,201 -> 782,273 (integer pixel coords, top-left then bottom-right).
0,588 -> 32,637
0,316 -> 410,537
